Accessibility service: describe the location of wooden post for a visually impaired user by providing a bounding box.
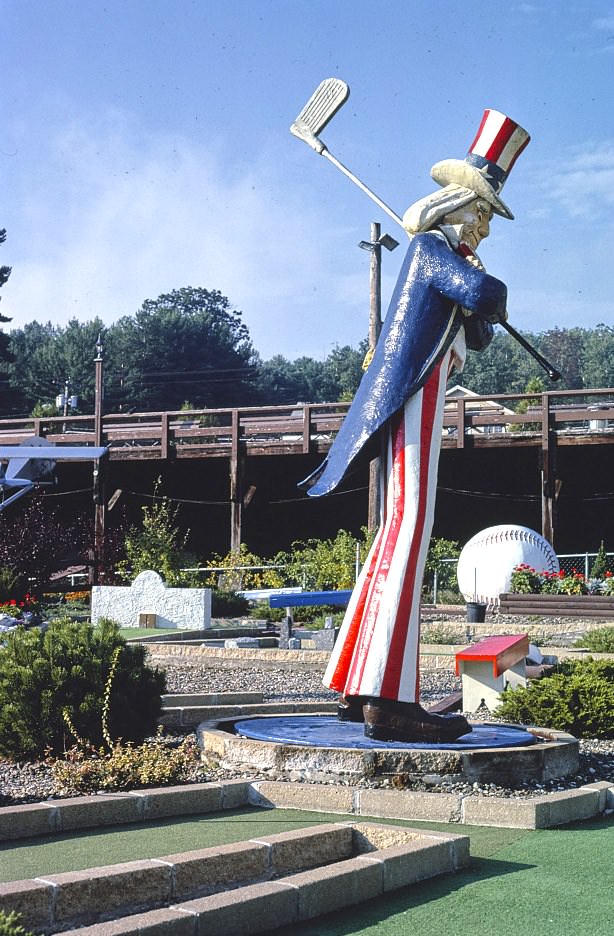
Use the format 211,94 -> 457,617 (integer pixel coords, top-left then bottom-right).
91,458 -> 105,585
92,336 -> 105,584
368,222 -> 382,351
229,409 -> 242,553
455,397 -> 466,449
302,403 -> 312,455
160,412 -> 169,460
367,222 -> 383,532
540,392 -> 557,547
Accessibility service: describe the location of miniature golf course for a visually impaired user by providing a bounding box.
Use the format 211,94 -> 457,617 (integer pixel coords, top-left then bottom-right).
2,807 -> 612,935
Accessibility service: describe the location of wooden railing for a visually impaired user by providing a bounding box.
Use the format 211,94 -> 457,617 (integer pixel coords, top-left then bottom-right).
0,402 -> 351,459
0,388 -> 613,459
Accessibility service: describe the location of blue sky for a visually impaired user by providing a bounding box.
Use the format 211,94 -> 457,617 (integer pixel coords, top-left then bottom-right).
2,0 -> 614,360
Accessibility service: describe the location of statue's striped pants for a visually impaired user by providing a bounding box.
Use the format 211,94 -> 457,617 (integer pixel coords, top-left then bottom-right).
323,345 -> 454,703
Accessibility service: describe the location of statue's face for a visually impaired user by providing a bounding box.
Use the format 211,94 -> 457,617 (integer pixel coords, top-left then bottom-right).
442,198 -> 493,250
460,199 -> 493,250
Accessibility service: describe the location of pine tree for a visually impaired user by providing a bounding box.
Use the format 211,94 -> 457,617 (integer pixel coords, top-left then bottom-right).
0,228 -> 14,363
590,540 -> 610,579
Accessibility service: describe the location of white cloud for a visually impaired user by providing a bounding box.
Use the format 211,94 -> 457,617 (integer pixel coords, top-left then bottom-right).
531,141 -> 614,218
592,15 -> 614,32
3,109 -> 367,359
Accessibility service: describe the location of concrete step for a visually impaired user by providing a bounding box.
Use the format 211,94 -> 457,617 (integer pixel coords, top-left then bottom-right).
159,700 -> 336,729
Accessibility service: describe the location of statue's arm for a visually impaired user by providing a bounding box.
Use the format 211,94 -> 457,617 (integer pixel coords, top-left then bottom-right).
416,234 -> 507,324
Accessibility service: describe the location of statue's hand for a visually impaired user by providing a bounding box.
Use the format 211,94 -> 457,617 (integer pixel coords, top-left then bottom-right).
489,306 -> 508,324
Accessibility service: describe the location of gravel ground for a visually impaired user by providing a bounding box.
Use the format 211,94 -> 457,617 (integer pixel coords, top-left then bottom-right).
1,650 -> 613,807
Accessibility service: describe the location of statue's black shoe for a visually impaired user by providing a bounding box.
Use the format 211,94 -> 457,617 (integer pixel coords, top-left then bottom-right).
336,695 -> 366,722
363,698 -> 471,743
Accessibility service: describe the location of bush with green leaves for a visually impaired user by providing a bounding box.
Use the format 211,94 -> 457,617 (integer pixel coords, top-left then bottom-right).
509,563 -> 545,594
0,566 -> 28,604
495,658 -> 614,738
575,626 -> 614,653
424,537 -> 461,592
202,543 -> 284,591
49,733 -> 204,795
277,528 -> 374,592
211,589 -> 250,617
0,617 -> 165,759
116,481 -> 199,586
0,911 -> 34,936
590,540 -> 610,579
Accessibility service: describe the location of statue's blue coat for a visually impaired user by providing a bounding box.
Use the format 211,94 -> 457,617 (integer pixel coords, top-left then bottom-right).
301,232 -> 507,497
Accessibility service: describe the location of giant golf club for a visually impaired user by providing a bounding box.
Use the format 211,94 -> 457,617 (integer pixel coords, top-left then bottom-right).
290,78 -> 562,382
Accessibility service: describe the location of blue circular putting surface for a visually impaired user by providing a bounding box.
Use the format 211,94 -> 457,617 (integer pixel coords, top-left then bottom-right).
232,715 -> 537,751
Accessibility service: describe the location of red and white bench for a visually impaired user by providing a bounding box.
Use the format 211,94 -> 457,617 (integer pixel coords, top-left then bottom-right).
455,634 -> 529,712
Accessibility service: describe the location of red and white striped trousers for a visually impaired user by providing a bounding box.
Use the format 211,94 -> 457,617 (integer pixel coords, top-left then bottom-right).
323,342 -> 458,703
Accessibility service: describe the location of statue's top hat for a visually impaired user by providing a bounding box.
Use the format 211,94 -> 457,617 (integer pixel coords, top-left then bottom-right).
431,109 -> 530,220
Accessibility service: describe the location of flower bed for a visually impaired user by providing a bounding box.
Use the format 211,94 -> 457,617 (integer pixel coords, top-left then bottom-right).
510,565 -> 614,597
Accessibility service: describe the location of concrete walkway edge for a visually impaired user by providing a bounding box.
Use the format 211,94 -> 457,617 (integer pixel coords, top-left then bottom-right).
1,776 -> 613,844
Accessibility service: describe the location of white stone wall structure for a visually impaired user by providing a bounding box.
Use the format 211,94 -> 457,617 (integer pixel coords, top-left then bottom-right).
91,570 -> 212,630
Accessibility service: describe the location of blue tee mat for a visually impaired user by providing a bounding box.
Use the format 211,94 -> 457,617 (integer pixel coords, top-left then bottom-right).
233,715 -> 536,750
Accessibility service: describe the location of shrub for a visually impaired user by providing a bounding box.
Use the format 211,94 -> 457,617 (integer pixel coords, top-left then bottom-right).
202,543 -> 284,591
424,537 -> 461,596
211,590 -> 250,617
509,564 -> 543,594
0,617 -> 165,759
0,911 -> 35,936
557,570 -> 588,595
49,733 -> 204,795
0,566 -> 28,603
278,528 -> 373,592
510,565 -> 591,595
575,627 -> 614,653
116,481 -> 199,586
590,541 -> 610,579
495,659 -> 614,738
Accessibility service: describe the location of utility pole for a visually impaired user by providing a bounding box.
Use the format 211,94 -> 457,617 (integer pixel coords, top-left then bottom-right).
92,334 -> 105,585
63,377 -> 71,419
359,223 -> 399,531
94,333 -> 104,447
368,221 -> 383,352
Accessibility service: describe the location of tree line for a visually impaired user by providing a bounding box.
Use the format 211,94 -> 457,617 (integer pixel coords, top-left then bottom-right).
0,285 -> 367,417
0,243 -> 613,418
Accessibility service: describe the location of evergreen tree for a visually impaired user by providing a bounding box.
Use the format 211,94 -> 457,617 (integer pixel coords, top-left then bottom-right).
0,228 -> 14,364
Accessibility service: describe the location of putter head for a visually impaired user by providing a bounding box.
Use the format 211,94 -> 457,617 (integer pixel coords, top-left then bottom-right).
290,77 -> 349,151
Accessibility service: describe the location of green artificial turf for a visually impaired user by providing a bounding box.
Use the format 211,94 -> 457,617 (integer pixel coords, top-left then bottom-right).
3,809 -> 612,935
0,809 -> 523,883
272,814 -> 614,936
118,627 -> 178,639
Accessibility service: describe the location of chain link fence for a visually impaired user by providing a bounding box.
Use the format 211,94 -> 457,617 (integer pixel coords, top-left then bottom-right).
426,552 -> 614,604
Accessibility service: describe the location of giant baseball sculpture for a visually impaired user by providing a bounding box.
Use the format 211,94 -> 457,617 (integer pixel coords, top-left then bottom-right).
293,85 -> 531,743
457,524 -> 560,606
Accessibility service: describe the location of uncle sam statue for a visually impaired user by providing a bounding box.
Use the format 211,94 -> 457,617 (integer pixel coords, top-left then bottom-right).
301,110 -> 530,742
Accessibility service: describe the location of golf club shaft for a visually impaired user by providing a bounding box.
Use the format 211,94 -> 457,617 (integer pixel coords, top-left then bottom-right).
502,321 -> 561,381
322,149 -> 404,229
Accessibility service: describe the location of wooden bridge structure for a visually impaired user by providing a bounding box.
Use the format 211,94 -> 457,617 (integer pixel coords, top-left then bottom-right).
0,387 -> 613,565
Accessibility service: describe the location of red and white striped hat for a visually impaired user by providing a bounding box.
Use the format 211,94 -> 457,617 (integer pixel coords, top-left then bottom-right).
430,109 -> 530,219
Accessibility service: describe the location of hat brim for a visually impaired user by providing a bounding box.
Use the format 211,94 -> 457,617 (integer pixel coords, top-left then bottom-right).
430,159 -> 514,220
